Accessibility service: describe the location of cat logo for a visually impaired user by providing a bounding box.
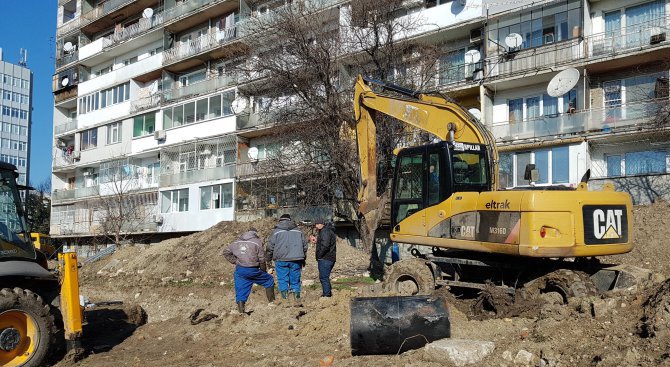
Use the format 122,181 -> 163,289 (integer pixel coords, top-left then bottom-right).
592,209 -> 623,240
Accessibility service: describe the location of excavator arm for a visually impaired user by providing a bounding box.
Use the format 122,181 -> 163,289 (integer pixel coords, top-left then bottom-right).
354,75 -> 498,218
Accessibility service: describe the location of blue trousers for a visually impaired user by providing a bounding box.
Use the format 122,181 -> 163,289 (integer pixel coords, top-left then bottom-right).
275,260 -> 303,293
318,259 -> 335,296
234,265 -> 274,302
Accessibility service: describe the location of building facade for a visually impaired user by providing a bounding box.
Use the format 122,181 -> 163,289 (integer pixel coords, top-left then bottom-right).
51,0 -> 670,240
0,49 -> 31,189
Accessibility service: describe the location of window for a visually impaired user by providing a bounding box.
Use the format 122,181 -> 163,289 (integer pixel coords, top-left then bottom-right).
604,80 -> 622,120
196,98 -> 208,121
515,152 -> 531,186
107,122 -> 122,144
11,125 -> 19,135
607,154 -> 622,177
489,1 -> 581,51
552,146 -> 569,183
509,98 -> 523,122
526,97 -> 540,120
394,153 -> 424,225
427,153 -> 441,206
179,70 -> 206,87
563,89 -> 577,112
499,153 -> 514,189
200,183 -> 233,210
209,95 -> 221,118
133,113 -> 156,137
543,94 -> 558,116
535,150 -> 549,184
95,64 -> 113,77
162,90 -> 234,128
78,82 -> 130,115
161,189 -> 189,213
122,56 -> 138,66
439,49 -> 466,85
81,128 -> 98,150
625,150 -> 666,175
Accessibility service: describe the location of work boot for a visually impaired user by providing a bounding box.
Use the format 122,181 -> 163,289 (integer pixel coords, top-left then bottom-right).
280,290 -> 288,299
294,292 -> 301,300
237,301 -> 245,314
265,286 -> 276,303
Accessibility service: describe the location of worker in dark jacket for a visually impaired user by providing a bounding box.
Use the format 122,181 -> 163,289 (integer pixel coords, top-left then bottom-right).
266,214 -> 307,299
313,217 -> 336,297
222,227 -> 275,314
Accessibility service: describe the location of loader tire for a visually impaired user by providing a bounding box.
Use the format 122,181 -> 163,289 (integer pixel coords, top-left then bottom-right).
0,288 -> 56,367
523,269 -> 597,304
383,259 -> 435,296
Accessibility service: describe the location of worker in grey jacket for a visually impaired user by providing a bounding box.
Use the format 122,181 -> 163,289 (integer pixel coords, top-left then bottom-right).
266,214 -> 307,299
222,228 -> 275,314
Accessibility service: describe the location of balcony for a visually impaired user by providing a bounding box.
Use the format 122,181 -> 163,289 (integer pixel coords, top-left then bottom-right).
163,26 -> 239,66
163,0 -> 229,23
53,66 -> 80,93
81,0 -> 136,24
486,38 -> 583,80
238,0 -> 344,36
57,18 -> 83,37
54,119 -> 77,136
435,61 -> 485,88
492,100 -> 661,143
163,74 -> 237,103
586,15 -> 670,61
56,50 -> 79,70
102,12 -> 164,49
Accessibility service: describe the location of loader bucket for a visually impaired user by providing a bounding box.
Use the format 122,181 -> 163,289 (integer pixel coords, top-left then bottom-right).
350,295 -> 451,356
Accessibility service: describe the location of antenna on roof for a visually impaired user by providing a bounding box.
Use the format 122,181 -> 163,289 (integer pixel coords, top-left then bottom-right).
18,48 -> 27,67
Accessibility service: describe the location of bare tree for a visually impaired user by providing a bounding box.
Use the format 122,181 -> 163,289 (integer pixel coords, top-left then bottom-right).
25,178 -> 52,234
237,0 -> 437,250
92,158 -> 157,245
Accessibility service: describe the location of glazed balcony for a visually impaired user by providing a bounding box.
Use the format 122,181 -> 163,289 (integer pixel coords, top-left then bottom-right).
586,15 -> 670,61
492,100 -> 662,143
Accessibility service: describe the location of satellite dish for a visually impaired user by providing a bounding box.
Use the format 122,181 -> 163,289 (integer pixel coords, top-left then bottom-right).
142,8 -> 154,18
61,77 -> 70,87
464,50 -> 481,64
504,33 -> 523,49
231,96 -> 248,114
547,68 -> 580,97
468,108 -> 482,120
247,147 -> 259,161
63,42 -> 74,53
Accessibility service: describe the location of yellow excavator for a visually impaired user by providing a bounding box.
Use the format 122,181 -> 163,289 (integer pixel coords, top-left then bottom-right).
0,162 -> 82,367
353,75 -> 637,297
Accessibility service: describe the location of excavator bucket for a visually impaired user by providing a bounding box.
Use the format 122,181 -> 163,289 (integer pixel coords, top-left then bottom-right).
350,295 -> 451,356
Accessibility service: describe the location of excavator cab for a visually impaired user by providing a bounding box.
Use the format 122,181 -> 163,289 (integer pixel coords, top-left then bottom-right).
0,163 -> 35,262
391,141 -> 491,227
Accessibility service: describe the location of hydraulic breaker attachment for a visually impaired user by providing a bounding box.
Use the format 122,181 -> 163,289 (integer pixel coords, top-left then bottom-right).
350,295 -> 451,355
59,250 -> 84,352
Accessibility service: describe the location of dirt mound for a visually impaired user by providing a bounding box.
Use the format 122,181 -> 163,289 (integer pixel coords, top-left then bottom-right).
639,277 -> 670,338
82,219 -> 370,289
604,201 -> 670,277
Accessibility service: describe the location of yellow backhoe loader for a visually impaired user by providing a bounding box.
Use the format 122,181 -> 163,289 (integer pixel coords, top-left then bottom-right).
353,75 -> 638,297
0,162 -> 82,366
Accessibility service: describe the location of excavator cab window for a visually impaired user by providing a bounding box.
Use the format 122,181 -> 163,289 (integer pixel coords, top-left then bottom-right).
393,149 -> 425,225
450,144 -> 490,193
0,168 -> 35,260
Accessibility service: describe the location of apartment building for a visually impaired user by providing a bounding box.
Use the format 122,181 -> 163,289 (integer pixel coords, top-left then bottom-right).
51,0 -> 670,241
0,49 -> 31,189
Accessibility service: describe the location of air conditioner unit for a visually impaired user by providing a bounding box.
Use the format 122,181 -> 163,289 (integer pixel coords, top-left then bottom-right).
650,32 -> 666,44
470,28 -> 483,44
153,214 -> 163,224
154,130 -> 166,141
72,151 -> 81,160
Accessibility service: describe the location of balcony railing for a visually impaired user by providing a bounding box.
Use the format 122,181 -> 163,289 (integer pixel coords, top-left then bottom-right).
53,66 -> 79,93
81,0 -> 136,24
163,74 -> 237,102
492,100 -> 661,142
53,153 -> 76,168
163,0 -> 231,23
486,38 -> 583,80
103,12 -> 164,48
163,26 -> 239,65
54,119 -> 77,135
57,18 -> 82,37
56,50 -> 79,69
586,15 -> 670,59
238,0 -> 344,35
131,92 -> 162,113
52,186 -> 99,202
160,165 -> 235,187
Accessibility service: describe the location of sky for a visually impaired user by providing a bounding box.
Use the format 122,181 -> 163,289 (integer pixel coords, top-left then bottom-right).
0,1 -> 57,187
